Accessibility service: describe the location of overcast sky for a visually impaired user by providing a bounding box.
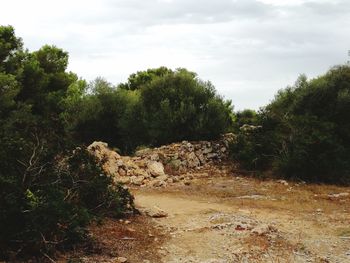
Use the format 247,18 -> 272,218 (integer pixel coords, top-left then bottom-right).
1,0 -> 349,109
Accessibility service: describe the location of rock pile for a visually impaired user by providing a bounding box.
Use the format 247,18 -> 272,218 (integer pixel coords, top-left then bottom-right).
87,133 -> 235,187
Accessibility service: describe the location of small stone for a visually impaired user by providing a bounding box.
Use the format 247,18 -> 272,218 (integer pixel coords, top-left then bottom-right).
172,176 -> 180,183
116,176 -> 130,184
131,175 -> 145,186
167,178 -> 174,184
150,153 -> 160,161
118,168 -> 127,176
184,181 -> 191,186
151,179 -> 166,187
277,179 -> 289,186
203,147 -> 213,154
207,153 -> 218,159
117,257 -> 127,263
328,192 -> 349,198
144,206 -> 168,218
147,161 -> 165,177
157,174 -> 168,181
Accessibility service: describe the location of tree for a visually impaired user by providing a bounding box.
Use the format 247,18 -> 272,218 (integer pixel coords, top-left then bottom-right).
140,68 -> 233,145
0,26 -> 135,260
230,67 -> 350,184
118,66 -> 172,90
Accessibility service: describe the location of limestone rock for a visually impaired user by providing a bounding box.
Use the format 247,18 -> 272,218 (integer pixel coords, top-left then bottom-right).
277,179 -> 289,186
119,168 -> 127,176
151,179 -> 166,187
131,176 -> 145,186
87,133 -> 233,188
143,206 -> 168,218
135,148 -> 151,157
157,174 -> 168,181
117,176 -> 130,184
168,159 -> 182,171
147,161 -> 165,177
186,152 -> 200,168
116,257 -> 128,263
149,153 -> 159,161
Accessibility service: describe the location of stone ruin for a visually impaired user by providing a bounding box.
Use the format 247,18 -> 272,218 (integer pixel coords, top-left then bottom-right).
87,133 -> 235,187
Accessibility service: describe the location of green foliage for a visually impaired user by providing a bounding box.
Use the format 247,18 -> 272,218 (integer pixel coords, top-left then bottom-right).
71,68 -> 233,153
140,68 -> 233,145
230,67 -> 350,184
0,146 -> 135,259
233,109 -> 258,130
118,66 -> 172,90
229,125 -> 271,170
0,25 -> 135,260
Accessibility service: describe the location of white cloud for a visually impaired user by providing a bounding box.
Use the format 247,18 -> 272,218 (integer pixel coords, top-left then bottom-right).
1,0 -> 349,109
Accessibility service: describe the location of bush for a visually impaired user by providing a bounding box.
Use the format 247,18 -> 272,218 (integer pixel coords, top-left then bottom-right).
230,66 -> 350,184
0,146 -> 135,260
229,125 -> 271,170
0,26 -> 135,260
70,68 -> 234,153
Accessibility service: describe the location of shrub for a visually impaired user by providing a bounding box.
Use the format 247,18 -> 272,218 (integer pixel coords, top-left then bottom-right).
230,66 -> 350,184
0,146 -> 135,260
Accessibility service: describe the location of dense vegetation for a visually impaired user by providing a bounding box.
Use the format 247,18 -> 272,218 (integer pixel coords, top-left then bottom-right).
69,67 -> 233,153
0,26 -> 136,260
230,68 -> 350,184
1,23 -> 349,260
0,25 -> 233,259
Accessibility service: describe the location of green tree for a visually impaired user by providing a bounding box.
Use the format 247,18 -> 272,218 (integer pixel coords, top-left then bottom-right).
140,68 -> 233,145
0,26 -> 135,260
230,67 -> 350,184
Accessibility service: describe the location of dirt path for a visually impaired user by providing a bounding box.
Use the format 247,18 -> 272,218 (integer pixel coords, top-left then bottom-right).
134,176 -> 350,263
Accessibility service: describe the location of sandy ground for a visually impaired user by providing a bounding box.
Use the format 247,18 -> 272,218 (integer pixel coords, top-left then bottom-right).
133,171 -> 350,263
63,164 -> 350,263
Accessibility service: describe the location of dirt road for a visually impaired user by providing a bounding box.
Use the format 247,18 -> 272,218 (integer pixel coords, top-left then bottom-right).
63,166 -> 350,263
134,175 -> 350,263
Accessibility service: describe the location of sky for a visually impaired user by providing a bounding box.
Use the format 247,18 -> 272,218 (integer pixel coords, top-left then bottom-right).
1,0 -> 350,110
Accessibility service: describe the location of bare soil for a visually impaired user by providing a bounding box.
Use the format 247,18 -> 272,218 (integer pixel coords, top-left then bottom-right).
63,163 -> 350,263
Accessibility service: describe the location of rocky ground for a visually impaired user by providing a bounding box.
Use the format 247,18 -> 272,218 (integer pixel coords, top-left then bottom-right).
61,138 -> 350,263
134,173 -> 350,263
87,133 -> 235,188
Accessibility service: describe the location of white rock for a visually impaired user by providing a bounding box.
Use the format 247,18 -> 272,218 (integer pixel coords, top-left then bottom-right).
116,177 -> 130,184
144,206 -> 168,218
147,161 -> 165,177
277,179 -> 289,186
328,192 -> 349,198
117,257 -> 128,263
131,176 -> 145,186
157,174 -> 168,181
149,153 -> 159,161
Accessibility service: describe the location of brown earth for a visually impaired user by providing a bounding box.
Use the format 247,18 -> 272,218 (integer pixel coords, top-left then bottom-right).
63,162 -> 350,263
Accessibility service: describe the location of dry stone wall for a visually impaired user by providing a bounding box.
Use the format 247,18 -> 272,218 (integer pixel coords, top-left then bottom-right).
87,133 -> 235,187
